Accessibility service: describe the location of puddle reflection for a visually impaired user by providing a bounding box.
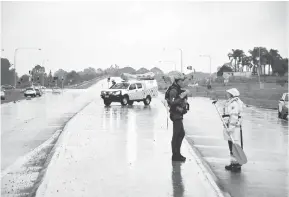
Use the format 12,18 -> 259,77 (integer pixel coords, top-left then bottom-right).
171,162 -> 184,197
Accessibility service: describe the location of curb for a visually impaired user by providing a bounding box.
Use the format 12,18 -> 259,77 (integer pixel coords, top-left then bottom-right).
184,139 -> 232,197
32,100 -> 95,197
159,93 -> 230,197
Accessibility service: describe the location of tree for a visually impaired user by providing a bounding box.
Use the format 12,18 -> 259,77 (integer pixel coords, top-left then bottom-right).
1,58 -> 17,85
228,49 -> 245,72
248,47 -> 268,75
265,49 -> 282,75
273,58 -> 288,76
18,74 -> 30,88
240,55 -> 253,72
217,64 -> 233,76
47,70 -> 53,87
31,64 -> 46,85
54,69 -> 68,79
65,70 -> 81,85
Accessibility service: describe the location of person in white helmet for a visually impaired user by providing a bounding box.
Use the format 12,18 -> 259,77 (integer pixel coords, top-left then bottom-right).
165,71 -> 190,162
222,88 -> 245,172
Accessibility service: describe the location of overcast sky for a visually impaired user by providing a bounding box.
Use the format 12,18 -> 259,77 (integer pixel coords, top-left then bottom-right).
1,1 -> 288,76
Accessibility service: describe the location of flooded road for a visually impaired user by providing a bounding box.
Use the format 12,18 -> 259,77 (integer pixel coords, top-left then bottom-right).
184,97 -> 288,197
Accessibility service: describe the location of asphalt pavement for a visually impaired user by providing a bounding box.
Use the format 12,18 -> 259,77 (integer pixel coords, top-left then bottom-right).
184,97 -> 288,197
1,81 -> 104,196
33,94 -> 222,197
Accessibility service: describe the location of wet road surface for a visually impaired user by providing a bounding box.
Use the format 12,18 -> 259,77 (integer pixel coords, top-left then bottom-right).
2,77 -> 288,196
34,94 -> 220,197
184,97 -> 288,197
1,86 -> 102,171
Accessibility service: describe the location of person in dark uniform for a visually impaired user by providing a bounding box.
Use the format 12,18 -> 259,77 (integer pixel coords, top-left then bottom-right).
166,72 -> 189,162
110,80 -> 116,88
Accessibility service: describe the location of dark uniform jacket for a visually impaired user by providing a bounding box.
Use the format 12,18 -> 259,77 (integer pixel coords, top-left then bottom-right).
167,83 -> 188,121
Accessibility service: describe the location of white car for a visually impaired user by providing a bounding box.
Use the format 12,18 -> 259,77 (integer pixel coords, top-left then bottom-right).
101,79 -> 158,106
52,87 -> 62,94
24,87 -> 37,97
278,93 -> 288,119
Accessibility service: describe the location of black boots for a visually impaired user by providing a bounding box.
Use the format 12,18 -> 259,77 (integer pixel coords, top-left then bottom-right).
225,163 -> 241,172
172,154 -> 186,162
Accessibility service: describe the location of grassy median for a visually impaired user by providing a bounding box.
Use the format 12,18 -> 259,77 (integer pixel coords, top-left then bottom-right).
157,76 -> 288,109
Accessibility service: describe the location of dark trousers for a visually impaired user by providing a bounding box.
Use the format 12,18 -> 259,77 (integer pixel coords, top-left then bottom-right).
171,119 -> 185,156
228,141 -> 233,155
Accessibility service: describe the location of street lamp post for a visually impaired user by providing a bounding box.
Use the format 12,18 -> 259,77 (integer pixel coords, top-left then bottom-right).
256,47 -> 263,89
14,48 -> 41,88
200,55 -> 212,83
163,48 -> 183,73
159,61 -> 177,71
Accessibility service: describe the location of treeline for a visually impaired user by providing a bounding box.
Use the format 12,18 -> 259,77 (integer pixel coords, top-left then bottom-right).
217,47 -> 288,76
1,58 -> 165,88
0,57 -> 106,88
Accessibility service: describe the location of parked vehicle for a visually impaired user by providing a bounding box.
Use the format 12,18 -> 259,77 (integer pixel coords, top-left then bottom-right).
101,73 -> 158,107
1,89 -> 5,100
35,87 -> 43,97
24,87 -> 37,97
52,87 -> 62,94
278,93 -> 288,119
1,84 -> 15,90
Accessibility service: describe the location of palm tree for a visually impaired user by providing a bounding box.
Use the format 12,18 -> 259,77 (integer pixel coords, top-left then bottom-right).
248,47 -> 268,76
240,55 -> 253,72
267,49 -> 282,75
228,49 -> 245,72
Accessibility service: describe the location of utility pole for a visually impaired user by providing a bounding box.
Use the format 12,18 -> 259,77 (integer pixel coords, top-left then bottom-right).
14,48 -> 41,88
257,47 -> 262,89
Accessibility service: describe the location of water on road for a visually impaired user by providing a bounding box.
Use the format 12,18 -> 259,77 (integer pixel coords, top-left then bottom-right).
1,87 -> 100,171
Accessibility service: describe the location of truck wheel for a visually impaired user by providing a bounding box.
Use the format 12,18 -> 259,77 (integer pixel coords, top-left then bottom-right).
104,100 -> 111,106
121,96 -> 128,106
143,96 -> 151,105
128,100 -> 134,105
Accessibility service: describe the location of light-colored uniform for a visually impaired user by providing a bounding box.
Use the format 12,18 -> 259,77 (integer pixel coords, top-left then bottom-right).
222,88 -> 245,164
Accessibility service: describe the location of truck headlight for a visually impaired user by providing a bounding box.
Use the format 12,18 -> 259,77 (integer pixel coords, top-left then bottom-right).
113,91 -> 121,95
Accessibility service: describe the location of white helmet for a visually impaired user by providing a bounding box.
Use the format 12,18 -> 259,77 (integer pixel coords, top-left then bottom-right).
167,71 -> 186,82
226,88 -> 240,97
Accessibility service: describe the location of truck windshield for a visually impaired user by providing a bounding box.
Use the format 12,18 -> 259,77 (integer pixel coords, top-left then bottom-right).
110,83 -> 129,89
